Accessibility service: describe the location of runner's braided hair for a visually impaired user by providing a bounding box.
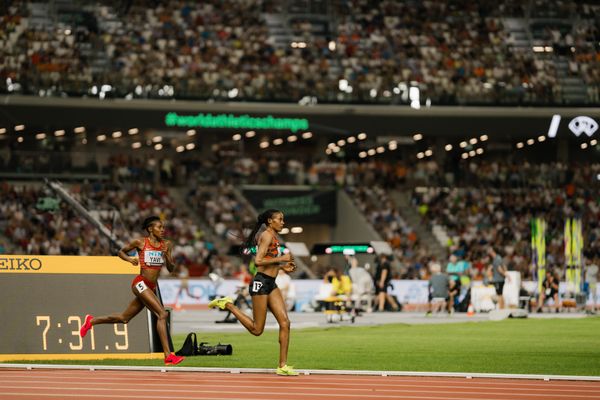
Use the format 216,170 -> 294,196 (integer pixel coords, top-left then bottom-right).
242,209 -> 281,252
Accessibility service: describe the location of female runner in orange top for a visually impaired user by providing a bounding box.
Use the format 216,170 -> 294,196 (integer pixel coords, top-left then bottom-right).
79,216 -> 184,365
209,209 -> 298,375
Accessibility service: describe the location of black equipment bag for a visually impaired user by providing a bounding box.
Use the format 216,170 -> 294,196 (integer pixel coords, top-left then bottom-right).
175,332 -> 198,356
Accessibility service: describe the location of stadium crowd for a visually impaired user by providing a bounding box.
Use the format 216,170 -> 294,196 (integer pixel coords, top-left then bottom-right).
1,0 -> 598,105
0,181 -> 217,276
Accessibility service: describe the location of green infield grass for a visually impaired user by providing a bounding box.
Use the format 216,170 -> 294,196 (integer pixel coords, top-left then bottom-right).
7,317 -> 600,376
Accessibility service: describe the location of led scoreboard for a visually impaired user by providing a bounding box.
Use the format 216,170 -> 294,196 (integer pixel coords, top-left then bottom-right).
0,255 -> 163,361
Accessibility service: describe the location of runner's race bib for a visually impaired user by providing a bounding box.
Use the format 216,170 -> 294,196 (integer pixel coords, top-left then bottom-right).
144,250 -> 164,266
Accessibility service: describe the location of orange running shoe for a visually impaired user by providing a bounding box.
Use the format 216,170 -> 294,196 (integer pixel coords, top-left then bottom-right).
80,314 -> 93,338
165,353 -> 185,366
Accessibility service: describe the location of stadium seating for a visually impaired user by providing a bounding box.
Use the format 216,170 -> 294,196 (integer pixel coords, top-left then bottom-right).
1,0 -> 598,105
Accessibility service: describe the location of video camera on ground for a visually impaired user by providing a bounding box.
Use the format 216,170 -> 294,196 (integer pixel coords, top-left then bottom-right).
198,342 -> 233,356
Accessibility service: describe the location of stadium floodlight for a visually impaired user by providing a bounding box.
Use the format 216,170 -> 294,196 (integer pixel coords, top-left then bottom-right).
228,88 -> 239,98
290,227 -> 303,234
0,128 -> 5,134
461,153 -> 468,159
460,141 -> 467,148
547,114 -> 561,138
538,135 -> 546,142
367,149 -> 376,156
581,143 -> 588,149
152,136 -> 162,143
480,134 -> 488,141
17,136 -> 23,143
544,46 -> 553,52
325,148 -> 332,155
327,142 -> 336,149
337,139 -> 346,146
176,145 -> 185,152
54,130 -> 65,137
332,146 -> 341,153
328,41 -> 336,51
591,139 -> 598,146
81,138 -> 87,144
132,142 -> 142,149
186,129 -> 196,136
469,150 -> 476,157
245,130 -> 256,138
259,141 -> 269,149
14,125 -> 25,131
417,152 -> 424,159
273,138 -> 284,145
388,141 -> 398,150
97,134 -> 106,142
35,133 -> 46,140
527,139 -> 534,145
359,151 -> 367,158
424,149 -> 433,157
357,133 -> 367,140
376,146 -> 385,154
476,148 -> 484,155
370,89 -> 377,98
154,143 -> 163,150
302,132 -> 313,139
347,136 -> 356,143
413,133 -> 423,141
287,135 -> 298,142
469,138 -> 477,145
445,144 -> 453,151
232,134 -> 242,141
112,131 -> 122,138
532,46 -> 545,52
280,228 -> 290,234
74,126 -> 85,133
185,143 -> 195,150
338,79 -> 349,92
128,128 -> 139,135
516,142 -> 524,148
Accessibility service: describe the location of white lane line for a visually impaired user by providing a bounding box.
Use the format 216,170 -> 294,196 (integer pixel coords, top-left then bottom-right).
0,379 -> 597,395
2,364 -> 598,382
0,384 -> 599,399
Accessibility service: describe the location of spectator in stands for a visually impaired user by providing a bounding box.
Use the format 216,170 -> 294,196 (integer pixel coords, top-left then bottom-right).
537,269 -> 561,313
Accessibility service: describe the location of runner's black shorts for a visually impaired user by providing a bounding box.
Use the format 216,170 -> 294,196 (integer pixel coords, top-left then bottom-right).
249,272 -> 278,296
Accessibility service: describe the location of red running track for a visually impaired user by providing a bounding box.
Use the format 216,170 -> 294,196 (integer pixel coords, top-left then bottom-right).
0,369 -> 599,400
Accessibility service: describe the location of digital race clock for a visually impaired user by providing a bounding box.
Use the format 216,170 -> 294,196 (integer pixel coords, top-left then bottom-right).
0,255 -> 164,361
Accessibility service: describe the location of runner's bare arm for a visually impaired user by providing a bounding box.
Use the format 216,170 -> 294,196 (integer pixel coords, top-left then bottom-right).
254,232 -> 292,267
118,239 -> 143,266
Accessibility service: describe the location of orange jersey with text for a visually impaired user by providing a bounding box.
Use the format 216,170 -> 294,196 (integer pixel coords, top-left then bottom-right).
139,237 -> 167,270
264,234 -> 281,259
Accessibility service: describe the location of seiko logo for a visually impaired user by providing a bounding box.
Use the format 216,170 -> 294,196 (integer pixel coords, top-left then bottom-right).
0,257 -> 43,271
